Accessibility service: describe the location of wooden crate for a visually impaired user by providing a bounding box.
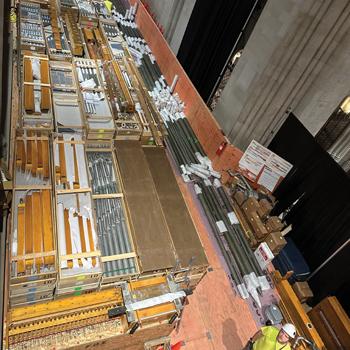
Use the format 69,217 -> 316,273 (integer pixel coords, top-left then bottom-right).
10,277 -> 56,296
20,21 -> 46,53
21,55 -> 54,130
14,132 -> 51,189
53,135 -> 90,193
73,58 -> 115,140
10,289 -> 53,307
78,0 -> 98,28
86,147 -> 140,284
10,190 -> 57,286
308,296 -> 350,350
41,7 -> 72,61
55,191 -> 102,289
56,281 -> 100,298
99,19 -> 125,60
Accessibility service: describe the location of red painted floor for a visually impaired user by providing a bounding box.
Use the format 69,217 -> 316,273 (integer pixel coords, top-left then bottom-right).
171,176 -> 258,350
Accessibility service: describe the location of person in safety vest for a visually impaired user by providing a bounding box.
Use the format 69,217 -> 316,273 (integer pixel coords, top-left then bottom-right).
247,323 -> 296,350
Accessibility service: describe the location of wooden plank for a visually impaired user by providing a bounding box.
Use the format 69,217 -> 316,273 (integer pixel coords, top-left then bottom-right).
10,288 -> 122,322
308,296 -> 350,349
144,147 -> 208,268
87,218 -> 96,267
42,190 -> 54,265
64,209 -> 73,269
40,60 -> 51,111
58,138 -> 67,183
72,143 -> 80,189
137,303 -> 175,320
16,140 -> 26,172
78,215 -> 86,267
31,140 -> 38,177
42,140 -> 50,179
17,201 -> 26,274
115,141 -> 176,272
130,276 -> 167,290
37,140 -> 43,176
24,194 -> 33,269
101,252 -> 136,263
26,140 -> 33,173
24,58 -> 34,112
32,192 -> 43,270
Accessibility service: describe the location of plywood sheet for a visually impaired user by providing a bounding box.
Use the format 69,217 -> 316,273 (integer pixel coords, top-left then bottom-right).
144,147 -> 208,268
115,141 -> 176,272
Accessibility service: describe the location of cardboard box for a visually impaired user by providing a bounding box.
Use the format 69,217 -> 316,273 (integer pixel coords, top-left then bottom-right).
263,231 -> 287,255
254,243 -> 274,270
292,281 -> 314,303
266,216 -> 284,232
247,211 -> 268,239
234,191 -> 245,206
245,197 -> 260,211
257,199 -> 273,218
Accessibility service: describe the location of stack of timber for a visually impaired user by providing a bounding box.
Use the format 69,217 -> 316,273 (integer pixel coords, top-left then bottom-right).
73,58 -> 115,140
22,55 -> 53,130
86,145 -> 138,284
41,2 -> 72,61
10,190 -> 56,307
19,2 -> 46,53
50,61 -> 84,133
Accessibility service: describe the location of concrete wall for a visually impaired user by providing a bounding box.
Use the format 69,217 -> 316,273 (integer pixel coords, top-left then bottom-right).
213,0 -> 350,150
146,0 -> 196,54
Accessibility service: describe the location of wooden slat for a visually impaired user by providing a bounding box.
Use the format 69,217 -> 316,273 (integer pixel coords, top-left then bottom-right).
24,195 -> 33,269
40,60 -> 51,111
42,140 -> 50,179
31,140 -> 38,177
72,144 -> 80,189
25,140 -> 33,173
16,140 -> 26,172
58,139 -> 67,184
17,201 -> 26,274
137,303 -> 176,320
78,215 -> 87,253
37,140 -> 43,177
64,209 -> 73,269
32,192 -> 43,270
24,58 -> 34,112
130,276 -> 167,290
87,218 -> 96,267
10,288 -> 122,322
42,190 -> 54,265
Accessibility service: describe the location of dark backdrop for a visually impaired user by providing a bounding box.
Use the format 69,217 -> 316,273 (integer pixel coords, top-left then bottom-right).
177,0 -> 264,102
269,113 -> 350,314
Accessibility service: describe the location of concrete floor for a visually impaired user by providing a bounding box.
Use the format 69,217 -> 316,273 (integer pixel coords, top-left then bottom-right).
170,172 -> 258,350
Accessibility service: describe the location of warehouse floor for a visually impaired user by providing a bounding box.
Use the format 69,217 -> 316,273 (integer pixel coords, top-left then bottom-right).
170,166 -> 258,350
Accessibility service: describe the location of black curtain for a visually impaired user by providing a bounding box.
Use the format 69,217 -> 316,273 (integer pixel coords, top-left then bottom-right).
177,0 -> 260,102
268,113 -> 350,313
